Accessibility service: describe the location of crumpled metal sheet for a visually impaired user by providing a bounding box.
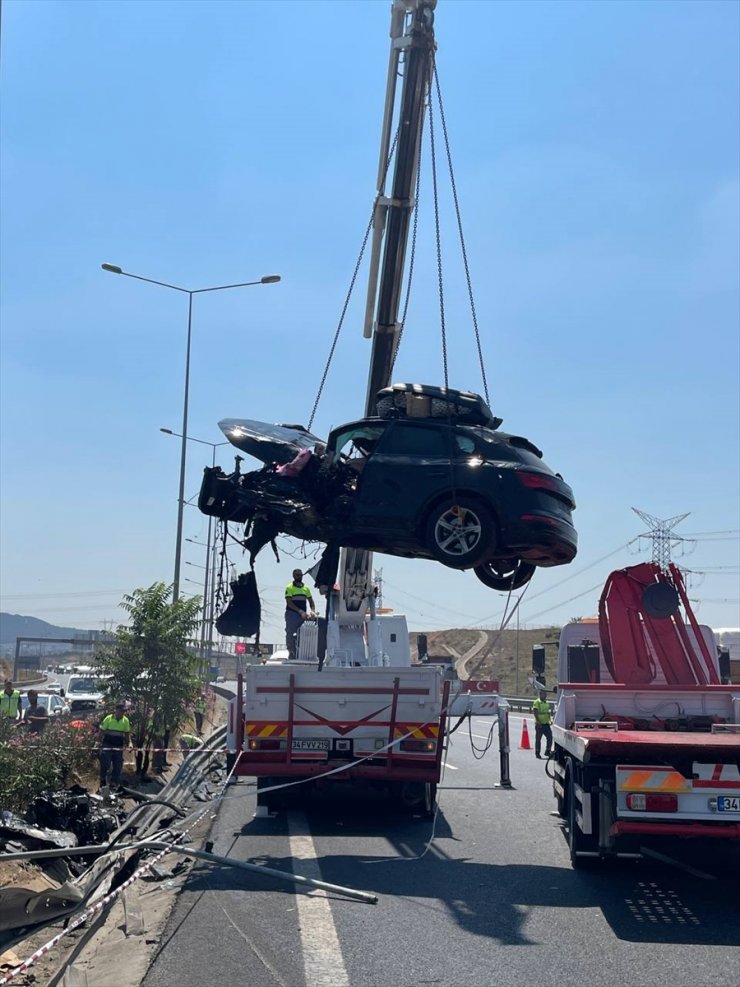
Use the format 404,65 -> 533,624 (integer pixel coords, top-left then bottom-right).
0,810 -> 77,850
0,882 -> 85,932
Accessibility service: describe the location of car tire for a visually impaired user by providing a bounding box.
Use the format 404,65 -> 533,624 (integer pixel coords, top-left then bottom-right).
473,559 -> 536,591
424,497 -> 495,569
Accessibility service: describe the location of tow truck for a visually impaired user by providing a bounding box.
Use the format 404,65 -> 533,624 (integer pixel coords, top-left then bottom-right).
551,561 -> 740,867
218,0 -> 519,813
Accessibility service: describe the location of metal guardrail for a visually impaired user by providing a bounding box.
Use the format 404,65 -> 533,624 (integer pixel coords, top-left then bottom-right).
502,696 -> 556,713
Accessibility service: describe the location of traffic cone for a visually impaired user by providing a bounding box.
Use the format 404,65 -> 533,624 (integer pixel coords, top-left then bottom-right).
519,719 -> 532,750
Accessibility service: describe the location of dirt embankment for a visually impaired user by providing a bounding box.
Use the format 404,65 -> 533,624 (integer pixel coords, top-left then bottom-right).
409,625 -> 562,694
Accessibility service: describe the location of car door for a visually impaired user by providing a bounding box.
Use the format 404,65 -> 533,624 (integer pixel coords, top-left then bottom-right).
351,420 -> 454,536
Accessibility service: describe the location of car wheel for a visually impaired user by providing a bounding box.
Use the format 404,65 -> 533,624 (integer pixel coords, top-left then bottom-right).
425,497 -> 494,569
473,558 -> 536,591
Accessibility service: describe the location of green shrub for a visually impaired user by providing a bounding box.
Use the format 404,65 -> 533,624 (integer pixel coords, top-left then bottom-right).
0,718 -> 97,815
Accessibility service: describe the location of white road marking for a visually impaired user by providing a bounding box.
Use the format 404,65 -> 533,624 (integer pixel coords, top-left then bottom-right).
287,811 -> 349,987
469,733 -> 494,741
441,760 -> 458,771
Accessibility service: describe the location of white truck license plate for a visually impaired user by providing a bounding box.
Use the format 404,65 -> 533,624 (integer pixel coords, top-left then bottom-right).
292,739 -> 330,752
717,796 -> 740,813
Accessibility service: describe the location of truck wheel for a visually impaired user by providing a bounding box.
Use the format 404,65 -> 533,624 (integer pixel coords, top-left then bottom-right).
390,781 -> 436,816
555,765 -> 567,819
474,559 -> 536,591
423,782 -> 438,819
425,497 -> 494,569
568,770 -> 598,869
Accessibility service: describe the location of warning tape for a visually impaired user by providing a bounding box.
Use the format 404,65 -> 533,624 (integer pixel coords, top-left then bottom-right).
10,745 -> 228,753
0,742 -> 240,986
0,842 -> 172,984
0,697 -> 490,982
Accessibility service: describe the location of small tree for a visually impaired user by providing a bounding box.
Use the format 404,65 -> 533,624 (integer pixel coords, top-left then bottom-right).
96,583 -> 201,777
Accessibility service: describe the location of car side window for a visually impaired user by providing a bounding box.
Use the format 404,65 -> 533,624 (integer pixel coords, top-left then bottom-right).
379,423 -> 449,457
334,425 -> 387,460
455,433 -> 476,454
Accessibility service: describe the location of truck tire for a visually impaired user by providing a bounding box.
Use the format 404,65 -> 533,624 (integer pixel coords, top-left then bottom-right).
568,768 -> 599,869
390,781 -> 437,817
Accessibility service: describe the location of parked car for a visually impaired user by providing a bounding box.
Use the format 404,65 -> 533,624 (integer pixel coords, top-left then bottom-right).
20,693 -> 70,720
64,676 -> 105,715
44,681 -> 64,695
199,383 -> 577,590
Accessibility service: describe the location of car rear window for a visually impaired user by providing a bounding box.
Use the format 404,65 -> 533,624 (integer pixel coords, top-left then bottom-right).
474,432 -> 548,468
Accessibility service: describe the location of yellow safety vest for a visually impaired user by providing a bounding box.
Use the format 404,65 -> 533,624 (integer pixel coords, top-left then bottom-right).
100,714 -> 131,744
0,690 -> 21,717
285,582 -> 312,610
532,699 -> 551,725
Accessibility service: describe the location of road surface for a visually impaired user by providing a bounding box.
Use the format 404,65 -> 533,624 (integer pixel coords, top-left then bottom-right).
141,712 -> 739,987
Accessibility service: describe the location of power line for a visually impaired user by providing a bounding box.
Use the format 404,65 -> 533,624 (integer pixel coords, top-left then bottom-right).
1,589 -> 129,601
682,530 -> 740,537
522,580 -> 607,623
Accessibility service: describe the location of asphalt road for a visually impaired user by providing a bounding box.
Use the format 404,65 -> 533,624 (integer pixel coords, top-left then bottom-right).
141,712 -> 739,987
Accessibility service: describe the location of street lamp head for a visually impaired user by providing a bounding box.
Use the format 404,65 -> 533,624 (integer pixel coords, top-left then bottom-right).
160,428 -> 175,435
260,275 -> 281,284
101,263 -> 123,274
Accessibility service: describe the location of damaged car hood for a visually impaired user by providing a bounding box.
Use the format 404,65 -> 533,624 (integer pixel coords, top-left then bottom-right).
218,419 -> 323,466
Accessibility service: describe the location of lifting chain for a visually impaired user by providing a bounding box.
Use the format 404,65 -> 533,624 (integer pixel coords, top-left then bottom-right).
432,62 -> 491,408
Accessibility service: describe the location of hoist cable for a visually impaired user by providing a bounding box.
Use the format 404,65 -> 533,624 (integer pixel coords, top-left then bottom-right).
307,130 -> 400,431
433,64 -> 490,408
427,81 -> 448,391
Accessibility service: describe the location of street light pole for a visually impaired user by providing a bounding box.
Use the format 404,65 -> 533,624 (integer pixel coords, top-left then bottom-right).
161,428 -> 228,657
174,292 -> 193,607
102,263 -> 280,602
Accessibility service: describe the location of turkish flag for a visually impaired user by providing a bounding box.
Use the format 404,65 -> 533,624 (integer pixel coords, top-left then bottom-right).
234,642 -> 247,655
462,680 -> 499,693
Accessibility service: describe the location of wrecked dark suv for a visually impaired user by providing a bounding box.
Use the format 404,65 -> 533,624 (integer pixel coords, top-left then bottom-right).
199,384 -> 577,590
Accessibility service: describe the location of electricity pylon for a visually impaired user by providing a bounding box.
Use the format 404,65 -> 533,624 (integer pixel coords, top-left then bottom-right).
632,508 -> 690,571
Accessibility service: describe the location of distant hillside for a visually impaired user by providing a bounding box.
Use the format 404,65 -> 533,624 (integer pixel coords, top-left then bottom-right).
0,612 -> 95,647
410,625 -> 563,696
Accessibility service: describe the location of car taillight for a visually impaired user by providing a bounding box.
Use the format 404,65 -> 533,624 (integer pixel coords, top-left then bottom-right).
515,470 -> 560,491
626,793 -> 678,812
400,739 -> 436,753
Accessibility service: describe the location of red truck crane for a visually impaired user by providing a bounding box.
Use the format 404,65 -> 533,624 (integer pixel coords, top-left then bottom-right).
551,561 -> 740,867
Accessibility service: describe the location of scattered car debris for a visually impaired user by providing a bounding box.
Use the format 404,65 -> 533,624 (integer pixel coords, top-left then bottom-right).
0,811 -> 78,851
28,787 -> 124,846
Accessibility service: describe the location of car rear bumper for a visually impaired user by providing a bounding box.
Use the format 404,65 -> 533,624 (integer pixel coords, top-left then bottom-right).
507,513 -> 578,565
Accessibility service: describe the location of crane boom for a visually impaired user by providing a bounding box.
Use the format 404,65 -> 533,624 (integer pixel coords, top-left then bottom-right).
363,0 -> 437,417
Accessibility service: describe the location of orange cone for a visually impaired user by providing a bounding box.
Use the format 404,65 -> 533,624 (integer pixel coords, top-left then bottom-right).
520,719 -> 532,750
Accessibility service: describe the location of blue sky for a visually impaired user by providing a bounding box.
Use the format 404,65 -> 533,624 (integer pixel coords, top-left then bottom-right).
1,0 -> 738,646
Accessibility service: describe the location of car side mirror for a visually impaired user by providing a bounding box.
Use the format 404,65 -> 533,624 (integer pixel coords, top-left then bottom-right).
60,689 -> 65,697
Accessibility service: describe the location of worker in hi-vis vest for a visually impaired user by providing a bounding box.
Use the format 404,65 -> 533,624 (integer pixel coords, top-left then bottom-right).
285,568 -> 316,659
98,703 -> 131,788
1,680 -> 21,720
531,690 -> 554,759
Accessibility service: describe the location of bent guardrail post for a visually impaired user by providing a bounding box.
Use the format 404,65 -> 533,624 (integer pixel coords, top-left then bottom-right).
141,842 -> 379,904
